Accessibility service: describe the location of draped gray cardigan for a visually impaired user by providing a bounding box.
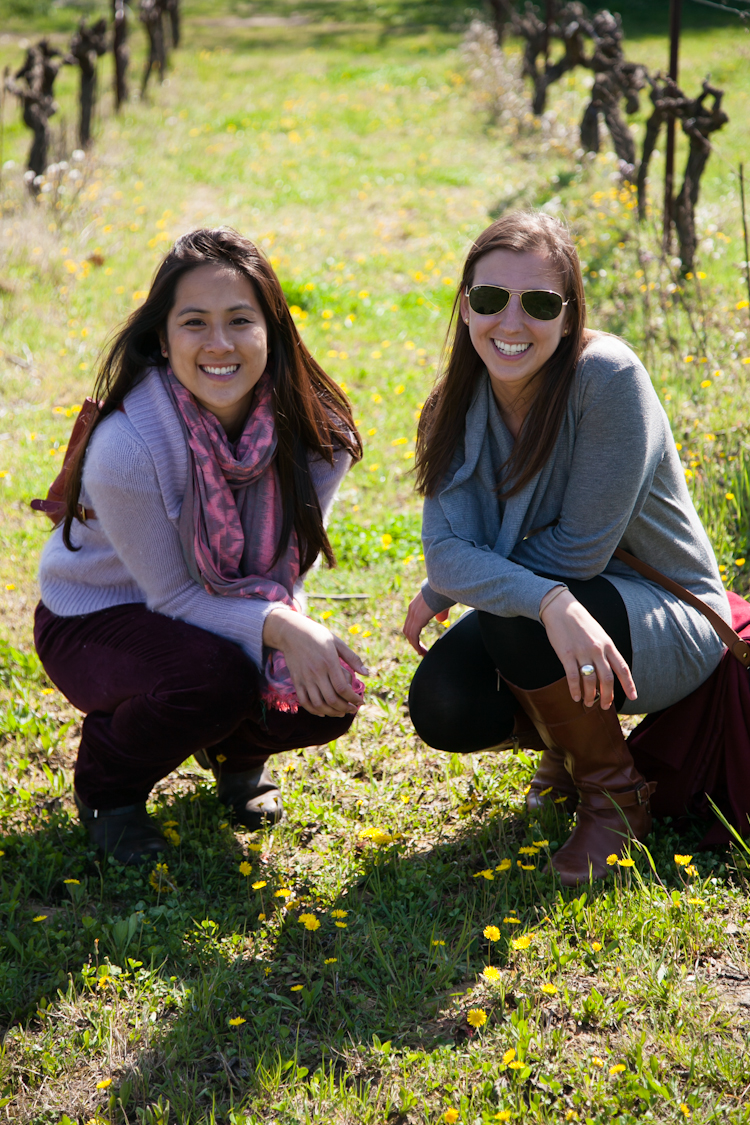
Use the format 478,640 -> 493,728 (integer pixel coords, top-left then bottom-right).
420,334 -> 729,715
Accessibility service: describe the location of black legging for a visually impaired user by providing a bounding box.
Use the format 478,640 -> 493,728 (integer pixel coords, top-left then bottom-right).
408,575 -> 633,754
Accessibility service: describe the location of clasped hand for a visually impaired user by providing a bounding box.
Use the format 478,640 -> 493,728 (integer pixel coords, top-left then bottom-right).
263,606 -> 369,718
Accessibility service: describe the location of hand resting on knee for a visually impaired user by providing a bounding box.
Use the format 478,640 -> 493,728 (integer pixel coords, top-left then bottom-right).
263,607 -> 370,718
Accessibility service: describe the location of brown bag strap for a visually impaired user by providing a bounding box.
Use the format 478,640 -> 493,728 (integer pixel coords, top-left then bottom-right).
613,546 -> 750,668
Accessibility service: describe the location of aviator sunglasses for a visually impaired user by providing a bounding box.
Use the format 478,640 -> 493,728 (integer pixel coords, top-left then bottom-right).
466,284 -> 568,322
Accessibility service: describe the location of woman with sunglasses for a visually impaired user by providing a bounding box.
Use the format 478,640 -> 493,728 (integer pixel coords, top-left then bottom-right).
34,228 -> 368,865
403,211 -> 729,885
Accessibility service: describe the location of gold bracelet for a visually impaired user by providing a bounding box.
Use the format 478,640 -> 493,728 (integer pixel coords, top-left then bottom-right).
539,584 -> 568,623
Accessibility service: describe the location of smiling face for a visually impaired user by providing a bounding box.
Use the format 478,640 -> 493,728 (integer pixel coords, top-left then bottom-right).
162,263 -> 269,437
459,248 -> 569,411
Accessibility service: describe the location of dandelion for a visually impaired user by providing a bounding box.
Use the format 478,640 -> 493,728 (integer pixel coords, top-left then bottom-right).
512,935 -> 532,951
687,898 -> 705,906
503,916 -> 521,924
494,1113 -> 511,1122
736,558 -> 746,567
592,1057 -> 604,1068
443,1111 -> 459,1124
474,869 -> 494,880
496,859 -> 512,872
228,1016 -> 246,1026
324,957 -> 337,964
518,845 -> 539,855
680,1107 -> 691,1118
674,854 -> 693,866
258,913 -> 267,921
274,888 -> 292,898
726,493 -> 735,501
298,913 -> 321,931
617,857 -> 635,868
97,1078 -> 112,1089
685,864 -> 699,878
483,965 -> 501,982
502,1048 -> 516,1065
540,983 -> 557,995
381,533 -> 392,548
508,1061 -> 525,1070
534,839 -> 549,847
395,384 -> 405,394
609,1064 -> 626,1074
335,921 -> 348,928
466,1007 -> 487,1028
97,975 -> 112,989
64,878 -> 81,885
565,1112 -> 578,1122
252,880 -> 267,890
33,915 -> 47,922
518,863 -> 536,871
239,862 -> 252,877
432,939 -> 446,946
290,984 -> 304,992
591,942 -> 602,952
606,854 -> 618,866
331,909 -> 348,919
484,925 -> 500,942
248,842 -> 262,852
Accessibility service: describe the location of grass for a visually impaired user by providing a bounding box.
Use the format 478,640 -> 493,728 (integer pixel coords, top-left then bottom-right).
1,2 -> 750,1121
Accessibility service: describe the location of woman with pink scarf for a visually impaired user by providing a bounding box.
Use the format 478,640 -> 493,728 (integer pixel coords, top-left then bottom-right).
34,228 -> 366,865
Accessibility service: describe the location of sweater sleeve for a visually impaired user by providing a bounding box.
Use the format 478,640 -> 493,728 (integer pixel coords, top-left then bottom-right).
421,489 -> 562,620
511,348 -> 665,578
83,422 -> 282,671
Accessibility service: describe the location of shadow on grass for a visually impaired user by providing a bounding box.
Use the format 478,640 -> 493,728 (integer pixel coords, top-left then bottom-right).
0,771 -> 735,1121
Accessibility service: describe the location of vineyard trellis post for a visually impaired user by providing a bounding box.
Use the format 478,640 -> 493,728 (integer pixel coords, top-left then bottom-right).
663,0 -> 682,251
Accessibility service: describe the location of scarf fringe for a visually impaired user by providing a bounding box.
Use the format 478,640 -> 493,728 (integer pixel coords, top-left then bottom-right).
261,687 -> 299,714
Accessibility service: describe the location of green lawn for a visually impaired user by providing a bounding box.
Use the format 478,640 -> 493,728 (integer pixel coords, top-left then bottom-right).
1,3 -> 750,1122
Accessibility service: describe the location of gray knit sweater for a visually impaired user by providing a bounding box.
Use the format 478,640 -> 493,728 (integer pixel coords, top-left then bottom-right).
420,335 -> 730,714
38,370 -> 352,671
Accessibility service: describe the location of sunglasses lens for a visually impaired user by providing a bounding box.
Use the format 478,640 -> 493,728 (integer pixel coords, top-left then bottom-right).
521,291 -> 564,320
468,286 -> 510,316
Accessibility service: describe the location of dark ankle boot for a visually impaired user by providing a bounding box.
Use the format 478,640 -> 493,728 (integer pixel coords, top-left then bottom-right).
502,678 -> 655,885
196,752 -> 283,831
74,790 -> 167,866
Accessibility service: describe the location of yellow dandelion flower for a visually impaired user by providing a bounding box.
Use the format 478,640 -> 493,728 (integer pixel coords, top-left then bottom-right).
274,888 -> 292,898
248,842 -> 262,852
609,1063 -> 626,1074
518,845 -> 539,855
331,909 -> 348,918
518,863 -> 536,871
97,975 -> 112,989
512,935 -> 532,950
252,880 -> 267,890
466,1007 -> 487,1028
228,1016 -> 246,1026
473,869 -> 494,880
617,857 -> 635,868
432,939 -> 446,946
592,1056 -> 604,1068
324,957 -> 337,964
96,1078 -> 112,1089
591,942 -> 602,952
495,1113 -> 511,1122
687,898 -> 705,906
291,984 -> 304,992
502,1048 -> 516,1065
736,558 -> 746,567
298,914 -> 321,931
674,854 -> 693,866
508,1060 -> 524,1070
503,916 -> 521,924
443,1111 -> 459,1124
680,1107 -> 691,1119
606,855 -> 618,866
239,861 -> 252,877
258,913 -> 267,921
483,965 -> 501,982
534,839 -> 549,846
540,983 -> 557,995
496,859 -> 512,871
64,878 -> 81,885
484,925 -> 501,942
33,915 -> 47,922
685,864 -> 699,878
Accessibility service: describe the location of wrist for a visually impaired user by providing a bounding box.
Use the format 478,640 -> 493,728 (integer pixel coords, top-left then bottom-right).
262,605 -> 297,648
539,584 -> 569,623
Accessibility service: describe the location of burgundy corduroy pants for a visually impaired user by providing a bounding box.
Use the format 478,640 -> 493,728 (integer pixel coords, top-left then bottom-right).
34,601 -> 353,809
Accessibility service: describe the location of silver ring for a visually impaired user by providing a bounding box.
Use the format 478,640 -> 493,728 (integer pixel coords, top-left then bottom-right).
579,664 -> 596,677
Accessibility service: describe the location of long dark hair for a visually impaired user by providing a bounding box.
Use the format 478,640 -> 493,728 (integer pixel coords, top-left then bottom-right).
415,211 -> 587,499
63,227 -> 362,571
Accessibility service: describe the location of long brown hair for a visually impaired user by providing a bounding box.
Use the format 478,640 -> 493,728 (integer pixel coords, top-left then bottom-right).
415,211 -> 586,498
63,227 -> 362,571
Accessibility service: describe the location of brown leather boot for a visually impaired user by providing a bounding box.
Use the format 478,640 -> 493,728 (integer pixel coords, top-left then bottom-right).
502,677 -> 655,885
491,707 -> 578,815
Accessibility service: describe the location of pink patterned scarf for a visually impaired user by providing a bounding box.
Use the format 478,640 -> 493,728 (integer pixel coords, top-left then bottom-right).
163,367 -> 362,713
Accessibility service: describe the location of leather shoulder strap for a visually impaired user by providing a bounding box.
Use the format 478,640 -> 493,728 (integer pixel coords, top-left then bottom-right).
613,546 -> 750,668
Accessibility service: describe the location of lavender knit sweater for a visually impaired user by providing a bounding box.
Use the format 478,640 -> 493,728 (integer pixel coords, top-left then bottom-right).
38,370 -> 352,671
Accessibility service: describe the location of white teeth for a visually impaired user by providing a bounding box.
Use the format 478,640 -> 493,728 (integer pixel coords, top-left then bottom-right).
202,365 -> 239,375
492,340 -> 531,356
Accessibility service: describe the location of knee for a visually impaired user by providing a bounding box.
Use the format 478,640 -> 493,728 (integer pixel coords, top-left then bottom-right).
408,667 -> 471,753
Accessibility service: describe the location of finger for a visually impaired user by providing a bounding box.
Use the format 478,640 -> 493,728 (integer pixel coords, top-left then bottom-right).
332,636 -> 371,676
295,681 -> 326,718
606,645 -> 637,702
561,652 -> 583,703
593,658 -> 615,710
321,655 -> 363,708
403,620 -> 427,656
579,661 -> 602,708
